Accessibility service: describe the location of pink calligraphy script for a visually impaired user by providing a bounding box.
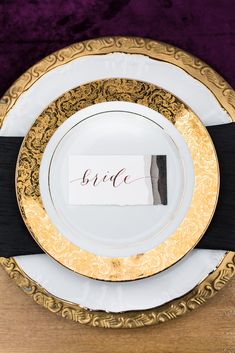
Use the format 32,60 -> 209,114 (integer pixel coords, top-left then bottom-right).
69,168 -> 153,188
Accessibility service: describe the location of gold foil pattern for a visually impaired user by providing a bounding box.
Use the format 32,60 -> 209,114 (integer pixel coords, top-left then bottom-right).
16,78 -> 219,281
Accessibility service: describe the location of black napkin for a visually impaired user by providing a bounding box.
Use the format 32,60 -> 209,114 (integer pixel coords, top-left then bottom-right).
0,123 -> 235,257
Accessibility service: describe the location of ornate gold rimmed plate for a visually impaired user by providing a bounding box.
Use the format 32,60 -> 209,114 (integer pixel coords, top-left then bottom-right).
16,78 -> 219,281
0,37 -> 234,327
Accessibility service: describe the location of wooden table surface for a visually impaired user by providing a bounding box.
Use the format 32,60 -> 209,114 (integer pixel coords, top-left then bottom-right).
0,267 -> 234,353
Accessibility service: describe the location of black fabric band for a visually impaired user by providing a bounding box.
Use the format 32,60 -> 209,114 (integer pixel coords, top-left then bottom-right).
0,123 -> 235,257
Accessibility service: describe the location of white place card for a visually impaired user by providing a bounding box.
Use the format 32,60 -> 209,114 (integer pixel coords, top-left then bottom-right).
68,155 -> 167,206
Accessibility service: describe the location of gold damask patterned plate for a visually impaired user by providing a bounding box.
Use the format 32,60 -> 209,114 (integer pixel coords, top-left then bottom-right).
0,37 -> 234,327
15,78 -> 219,281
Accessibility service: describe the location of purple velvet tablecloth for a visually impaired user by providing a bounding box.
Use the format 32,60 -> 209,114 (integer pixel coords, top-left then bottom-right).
0,0 -> 234,99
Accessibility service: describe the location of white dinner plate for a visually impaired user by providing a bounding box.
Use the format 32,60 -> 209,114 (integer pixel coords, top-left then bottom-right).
40,101 -> 194,259
0,38 -> 233,318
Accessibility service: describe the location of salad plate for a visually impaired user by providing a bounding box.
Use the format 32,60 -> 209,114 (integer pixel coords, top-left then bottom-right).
0,37 -> 234,328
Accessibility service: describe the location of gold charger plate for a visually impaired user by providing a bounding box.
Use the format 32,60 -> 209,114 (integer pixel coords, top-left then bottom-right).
0,37 -> 234,327
15,78 -> 219,282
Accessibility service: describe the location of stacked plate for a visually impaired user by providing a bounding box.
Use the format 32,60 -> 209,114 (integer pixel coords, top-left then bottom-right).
0,37 -> 234,328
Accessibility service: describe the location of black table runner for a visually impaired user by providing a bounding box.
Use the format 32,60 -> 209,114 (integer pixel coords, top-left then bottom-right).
0,123 -> 235,257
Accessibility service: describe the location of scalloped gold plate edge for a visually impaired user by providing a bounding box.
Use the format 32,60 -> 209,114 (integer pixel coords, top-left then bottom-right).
0,36 -> 234,327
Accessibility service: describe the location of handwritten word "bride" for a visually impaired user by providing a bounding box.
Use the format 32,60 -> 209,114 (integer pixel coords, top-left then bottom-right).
70,168 -> 150,188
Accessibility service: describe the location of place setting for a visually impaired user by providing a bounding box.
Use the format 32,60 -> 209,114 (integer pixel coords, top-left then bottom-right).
0,36 -> 234,328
